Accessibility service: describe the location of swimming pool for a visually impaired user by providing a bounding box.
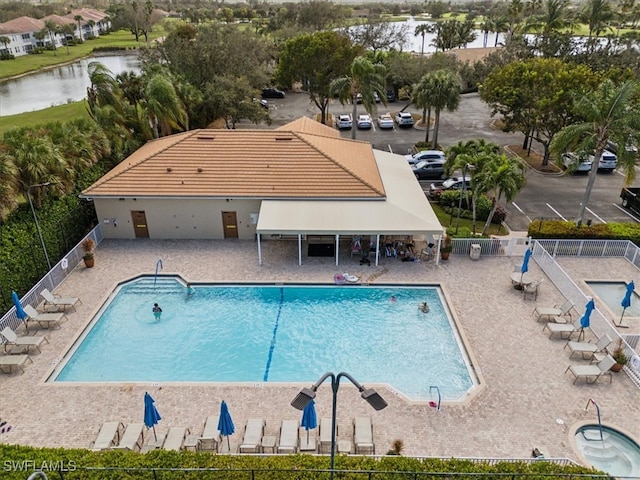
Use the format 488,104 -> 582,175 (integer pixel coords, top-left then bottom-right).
573,425 -> 640,477
585,281 -> 640,318
51,278 -> 477,400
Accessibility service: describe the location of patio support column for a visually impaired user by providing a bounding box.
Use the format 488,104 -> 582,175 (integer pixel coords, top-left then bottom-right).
375,234 -> 380,266
335,234 -> 339,266
257,233 -> 262,266
298,234 -> 302,266
435,236 -> 442,265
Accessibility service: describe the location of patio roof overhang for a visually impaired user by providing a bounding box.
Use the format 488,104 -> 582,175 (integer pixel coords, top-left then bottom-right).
255,150 -> 444,265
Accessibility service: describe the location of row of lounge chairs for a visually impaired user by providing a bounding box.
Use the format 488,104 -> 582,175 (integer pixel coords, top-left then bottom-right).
0,289 -> 80,375
91,416 -> 377,455
533,299 -> 618,384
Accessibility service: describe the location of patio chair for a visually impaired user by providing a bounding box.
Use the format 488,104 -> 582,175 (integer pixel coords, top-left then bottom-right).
40,288 -> 81,312
565,334 -> 613,360
91,422 -> 124,451
163,427 -> 190,451
533,299 -> 574,323
543,317 -> 585,340
239,418 -> 265,453
354,416 -> 375,455
523,278 -> 544,300
1,327 -> 48,354
197,415 -> 221,452
565,354 -> 616,384
112,423 -> 145,452
319,417 -> 332,454
0,354 -> 33,374
23,305 -> 67,330
277,419 -> 299,454
420,243 -> 436,261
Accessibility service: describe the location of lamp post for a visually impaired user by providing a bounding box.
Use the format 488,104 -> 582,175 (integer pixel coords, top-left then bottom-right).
28,182 -> 54,271
291,372 -> 387,480
454,163 -> 475,235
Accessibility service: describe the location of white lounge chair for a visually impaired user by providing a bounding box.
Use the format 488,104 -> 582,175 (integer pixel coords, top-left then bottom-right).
523,279 -> 544,300
91,422 -> 124,451
163,427 -> 190,451
112,423 -> 145,452
41,288 -> 81,312
277,420 -> 299,454
533,299 -> 574,322
565,334 -> 613,360
319,417 -> 332,454
1,327 -> 48,354
299,426 -> 317,453
565,354 -> 616,384
239,418 -> 265,453
197,416 -> 221,452
0,354 -> 33,374
543,317 -> 585,340
23,305 -> 67,330
354,416 -> 375,454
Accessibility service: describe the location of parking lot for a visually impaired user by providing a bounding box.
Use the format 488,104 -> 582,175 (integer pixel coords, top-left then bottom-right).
264,91 -> 639,232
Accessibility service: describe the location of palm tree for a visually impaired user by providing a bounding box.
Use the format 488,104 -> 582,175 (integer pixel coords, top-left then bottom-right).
477,155 -> 526,234
331,56 -> 387,140
0,36 -> 10,53
0,149 -> 18,214
551,79 -> 640,226
413,75 -> 433,143
414,23 -> 433,55
44,19 -> 58,56
580,0 -> 614,49
74,15 -> 84,40
526,0 -> 574,42
143,74 -> 188,138
420,69 -> 462,147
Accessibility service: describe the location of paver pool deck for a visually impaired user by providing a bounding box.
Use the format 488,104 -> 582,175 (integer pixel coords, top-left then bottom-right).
1,239 -> 639,463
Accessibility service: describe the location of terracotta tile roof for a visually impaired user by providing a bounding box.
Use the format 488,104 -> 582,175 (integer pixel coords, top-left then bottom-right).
69,8 -> 109,22
42,14 -> 75,27
0,16 -> 44,34
275,117 -> 339,138
82,119 -> 386,199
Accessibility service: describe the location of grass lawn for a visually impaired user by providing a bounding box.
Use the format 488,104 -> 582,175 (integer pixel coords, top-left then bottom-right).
430,201 -> 509,237
0,101 -> 89,135
0,27 -> 166,80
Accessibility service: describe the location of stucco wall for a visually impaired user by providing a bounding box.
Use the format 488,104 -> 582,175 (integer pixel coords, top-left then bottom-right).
95,198 -> 262,239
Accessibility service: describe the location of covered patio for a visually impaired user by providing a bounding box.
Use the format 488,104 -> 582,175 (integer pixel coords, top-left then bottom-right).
256,150 -> 445,266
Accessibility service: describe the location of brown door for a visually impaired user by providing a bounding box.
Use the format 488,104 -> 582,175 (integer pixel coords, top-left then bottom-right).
131,211 -> 149,238
222,211 -> 238,238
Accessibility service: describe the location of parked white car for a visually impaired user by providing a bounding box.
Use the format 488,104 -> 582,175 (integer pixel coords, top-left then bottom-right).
562,152 -> 592,172
336,114 -> 352,130
589,150 -> 617,172
376,114 -> 394,129
357,114 -> 372,129
395,111 -> 414,127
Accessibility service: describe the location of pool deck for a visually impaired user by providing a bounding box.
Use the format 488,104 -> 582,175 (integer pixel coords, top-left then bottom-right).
1,239 -> 639,462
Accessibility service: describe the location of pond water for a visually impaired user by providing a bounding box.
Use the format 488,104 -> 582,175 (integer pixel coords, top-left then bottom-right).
0,54 -> 141,117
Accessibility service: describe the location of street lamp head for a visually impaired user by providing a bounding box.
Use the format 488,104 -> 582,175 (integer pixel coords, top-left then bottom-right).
291,387 -> 316,410
360,388 -> 388,411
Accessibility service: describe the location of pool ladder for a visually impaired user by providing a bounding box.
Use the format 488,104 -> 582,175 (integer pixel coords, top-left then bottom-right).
429,386 -> 441,411
585,398 -> 604,442
154,259 -> 163,287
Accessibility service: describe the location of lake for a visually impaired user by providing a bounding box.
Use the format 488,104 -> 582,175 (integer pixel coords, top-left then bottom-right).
0,54 -> 141,117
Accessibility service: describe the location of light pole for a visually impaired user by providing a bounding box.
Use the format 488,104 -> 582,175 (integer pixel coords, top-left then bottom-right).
28,182 -> 54,271
291,372 -> 387,480
454,163 -> 475,235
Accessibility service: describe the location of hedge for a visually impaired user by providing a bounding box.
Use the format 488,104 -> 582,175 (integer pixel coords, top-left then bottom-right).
528,219 -> 640,245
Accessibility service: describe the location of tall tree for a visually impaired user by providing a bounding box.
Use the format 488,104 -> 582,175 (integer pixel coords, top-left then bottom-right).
0,36 -> 10,52
74,14 -> 84,40
414,23 -> 433,55
275,31 -> 361,125
580,0 -> 614,51
331,56 -> 387,140
44,19 -> 57,56
419,69 -> 462,147
143,74 -> 188,138
551,80 -> 640,226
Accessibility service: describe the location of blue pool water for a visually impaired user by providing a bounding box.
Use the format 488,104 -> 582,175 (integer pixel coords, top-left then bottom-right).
586,281 -> 640,318
574,425 -> 640,477
52,278 -> 476,400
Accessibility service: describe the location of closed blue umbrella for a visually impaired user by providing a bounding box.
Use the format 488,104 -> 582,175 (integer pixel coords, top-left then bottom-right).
11,291 -> 27,321
520,249 -> 532,283
580,298 -> 595,337
143,392 -> 161,441
217,400 -> 235,449
301,399 -> 317,441
619,280 -> 634,327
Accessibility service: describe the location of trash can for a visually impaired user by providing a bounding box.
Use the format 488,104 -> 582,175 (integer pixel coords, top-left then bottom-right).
470,244 -> 481,260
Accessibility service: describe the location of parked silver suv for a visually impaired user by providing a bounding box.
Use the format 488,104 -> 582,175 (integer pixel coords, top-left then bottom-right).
395,112 -> 414,127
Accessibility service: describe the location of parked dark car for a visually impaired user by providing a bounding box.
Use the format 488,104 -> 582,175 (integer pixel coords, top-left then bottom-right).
412,160 -> 446,180
386,89 -> 396,102
261,88 -> 286,99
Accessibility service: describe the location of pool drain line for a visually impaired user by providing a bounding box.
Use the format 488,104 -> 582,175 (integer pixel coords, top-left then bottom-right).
263,287 -> 284,381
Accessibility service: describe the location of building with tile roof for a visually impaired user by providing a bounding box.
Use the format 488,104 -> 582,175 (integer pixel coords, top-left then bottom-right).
81,118 -> 443,264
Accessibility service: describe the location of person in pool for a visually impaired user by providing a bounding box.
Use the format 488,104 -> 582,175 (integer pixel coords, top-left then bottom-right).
420,302 -> 430,313
152,303 -> 162,320
186,283 -> 194,297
